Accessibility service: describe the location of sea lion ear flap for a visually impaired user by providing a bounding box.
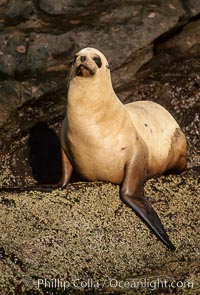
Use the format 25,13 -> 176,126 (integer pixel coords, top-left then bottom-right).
121,194 -> 176,250
106,64 -> 110,69
68,55 -> 78,67
68,59 -> 73,67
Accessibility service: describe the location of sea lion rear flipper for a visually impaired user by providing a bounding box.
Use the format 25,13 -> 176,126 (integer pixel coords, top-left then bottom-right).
120,160 -> 176,250
121,194 -> 176,250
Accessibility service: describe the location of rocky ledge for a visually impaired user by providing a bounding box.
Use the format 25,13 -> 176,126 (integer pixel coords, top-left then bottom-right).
0,167 -> 199,294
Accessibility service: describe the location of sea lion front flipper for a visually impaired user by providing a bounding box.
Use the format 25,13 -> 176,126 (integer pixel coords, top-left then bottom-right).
58,148 -> 73,187
121,194 -> 176,250
120,162 -> 176,250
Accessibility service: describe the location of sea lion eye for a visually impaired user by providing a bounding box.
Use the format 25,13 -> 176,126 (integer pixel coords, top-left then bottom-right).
93,56 -> 102,68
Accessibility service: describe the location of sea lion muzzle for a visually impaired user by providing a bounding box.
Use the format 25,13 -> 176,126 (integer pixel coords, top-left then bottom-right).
76,64 -> 95,77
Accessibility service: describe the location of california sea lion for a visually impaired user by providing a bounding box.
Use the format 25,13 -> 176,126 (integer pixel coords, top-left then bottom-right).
58,48 -> 187,249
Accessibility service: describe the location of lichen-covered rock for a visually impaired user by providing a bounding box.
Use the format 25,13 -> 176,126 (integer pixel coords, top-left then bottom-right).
0,168 -> 199,294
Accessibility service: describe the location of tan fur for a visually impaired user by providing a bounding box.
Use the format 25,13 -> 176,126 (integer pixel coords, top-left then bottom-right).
125,101 -> 187,176
61,48 -> 187,184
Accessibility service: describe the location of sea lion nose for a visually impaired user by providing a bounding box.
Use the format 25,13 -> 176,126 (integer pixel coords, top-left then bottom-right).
81,56 -> 86,62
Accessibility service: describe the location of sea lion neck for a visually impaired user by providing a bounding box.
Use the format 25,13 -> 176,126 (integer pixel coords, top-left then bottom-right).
67,72 -> 119,110
65,71 -> 125,133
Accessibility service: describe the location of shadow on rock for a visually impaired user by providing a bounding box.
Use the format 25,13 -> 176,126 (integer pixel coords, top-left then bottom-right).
28,122 -> 62,184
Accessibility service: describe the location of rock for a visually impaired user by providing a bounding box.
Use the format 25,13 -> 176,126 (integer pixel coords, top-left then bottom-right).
0,31 -> 74,78
0,168 -> 199,294
0,1 -> 184,80
0,75 -> 66,186
0,80 -> 21,127
0,76 -> 66,129
39,0 -> 94,15
1,0 -> 34,25
25,32 -> 74,76
181,0 -> 200,17
0,31 -> 28,78
71,0 -> 184,75
156,19 -> 200,58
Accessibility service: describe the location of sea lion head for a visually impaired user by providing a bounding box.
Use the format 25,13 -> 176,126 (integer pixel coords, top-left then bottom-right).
71,47 -> 110,78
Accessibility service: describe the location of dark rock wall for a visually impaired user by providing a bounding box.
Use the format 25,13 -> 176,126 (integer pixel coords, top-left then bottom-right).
0,0 -> 200,186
